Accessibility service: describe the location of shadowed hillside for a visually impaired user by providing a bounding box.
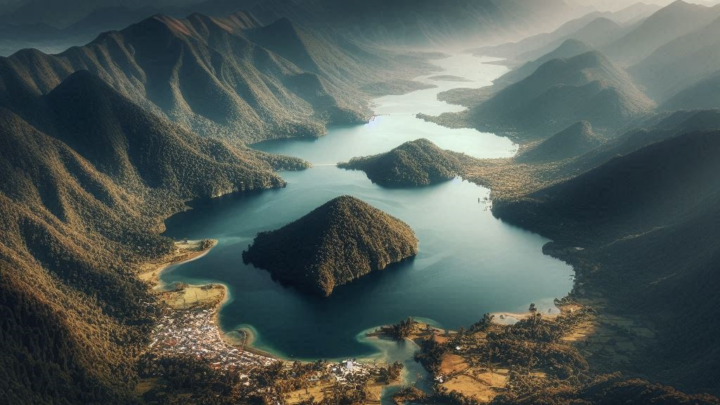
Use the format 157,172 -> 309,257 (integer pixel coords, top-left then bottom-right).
496,373 -> 719,405
243,196 -> 418,296
224,0 -> 580,48
441,51 -> 655,141
338,139 -> 462,187
603,0 -> 720,66
472,7 -> 643,63
630,16 -> 720,102
516,17 -> 624,63
517,121 -> 604,163
661,72 -> 720,111
0,11 -> 428,145
0,70 -> 307,404
494,39 -> 594,89
492,129 -> 720,395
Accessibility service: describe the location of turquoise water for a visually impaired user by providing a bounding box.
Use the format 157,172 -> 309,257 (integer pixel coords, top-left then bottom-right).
161,55 -> 574,362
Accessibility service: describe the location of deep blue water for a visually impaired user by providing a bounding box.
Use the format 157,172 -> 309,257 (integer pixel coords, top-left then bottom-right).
161,55 -> 574,361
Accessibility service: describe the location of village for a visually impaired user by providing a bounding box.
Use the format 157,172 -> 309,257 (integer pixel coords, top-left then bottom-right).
147,300 -> 274,373
146,294 -> 381,382
134,239 -> 395,403
140,287 -> 396,404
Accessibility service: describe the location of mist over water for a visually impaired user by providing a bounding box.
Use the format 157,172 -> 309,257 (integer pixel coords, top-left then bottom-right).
161,54 -> 573,360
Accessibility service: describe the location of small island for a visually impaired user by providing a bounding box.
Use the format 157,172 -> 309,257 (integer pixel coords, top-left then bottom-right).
242,196 -> 419,296
338,138 -> 462,187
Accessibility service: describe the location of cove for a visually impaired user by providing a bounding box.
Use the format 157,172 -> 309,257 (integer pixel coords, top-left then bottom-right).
161,54 -> 574,361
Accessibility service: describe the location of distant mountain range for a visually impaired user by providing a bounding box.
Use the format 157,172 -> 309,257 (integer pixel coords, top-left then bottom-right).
493,124 -> 720,394
472,3 -> 660,62
493,39 -> 594,88
466,51 -> 655,139
516,17 -> 625,62
661,71 -> 720,110
629,16 -> 720,104
0,12 -> 405,145
477,1 -> 720,123
0,0 -> 584,56
603,0 -> 720,66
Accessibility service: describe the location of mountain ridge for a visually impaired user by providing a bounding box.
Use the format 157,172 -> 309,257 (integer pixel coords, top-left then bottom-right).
0,67 -> 308,403
0,11 -> 403,145
462,50 -> 655,140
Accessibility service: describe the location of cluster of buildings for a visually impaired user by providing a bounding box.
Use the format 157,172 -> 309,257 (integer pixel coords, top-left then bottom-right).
144,296 -> 386,395
147,305 -> 275,372
326,358 -> 374,383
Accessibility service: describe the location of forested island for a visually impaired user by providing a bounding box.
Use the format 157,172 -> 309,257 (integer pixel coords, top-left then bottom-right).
242,196 -> 418,296
338,139 -> 462,187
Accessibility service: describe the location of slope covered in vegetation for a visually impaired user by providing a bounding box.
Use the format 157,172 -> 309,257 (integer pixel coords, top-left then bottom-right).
0,11 -> 433,145
243,196 -> 418,296
426,51 -> 655,142
470,51 -> 655,139
517,121 -> 604,163
0,70 -> 306,404
491,129 -> 720,395
494,39 -> 594,89
338,139 -> 462,187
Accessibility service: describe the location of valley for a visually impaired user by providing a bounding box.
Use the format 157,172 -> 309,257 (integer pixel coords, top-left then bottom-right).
4,1 -> 720,404
159,55 -> 573,363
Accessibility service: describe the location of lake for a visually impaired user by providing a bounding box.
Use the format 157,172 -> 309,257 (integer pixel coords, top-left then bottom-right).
161,54 -> 574,362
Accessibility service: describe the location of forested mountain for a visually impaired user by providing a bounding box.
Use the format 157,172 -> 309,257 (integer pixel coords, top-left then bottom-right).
465,51 -> 655,139
194,0 -> 581,48
661,71 -> 720,110
0,6 -> 187,56
494,39 -> 594,88
566,110 -> 720,173
243,196 -> 418,296
630,16 -> 720,102
0,11 -> 421,145
0,68 -> 306,403
473,12 -> 615,60
517,121 -> 604,163
0,0 -> 583,56
493,129 -> 720,394
515,17 -> 624,62
472,3 -> 655,63
603,0 -> 720,66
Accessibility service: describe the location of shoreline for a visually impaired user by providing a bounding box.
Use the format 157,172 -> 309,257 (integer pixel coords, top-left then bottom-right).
137,240 -> 406,404
139,52 -> 572,367
139,239 -> 279,361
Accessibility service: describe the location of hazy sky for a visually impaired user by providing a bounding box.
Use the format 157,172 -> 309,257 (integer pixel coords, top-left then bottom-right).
570,0 -> 720,10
